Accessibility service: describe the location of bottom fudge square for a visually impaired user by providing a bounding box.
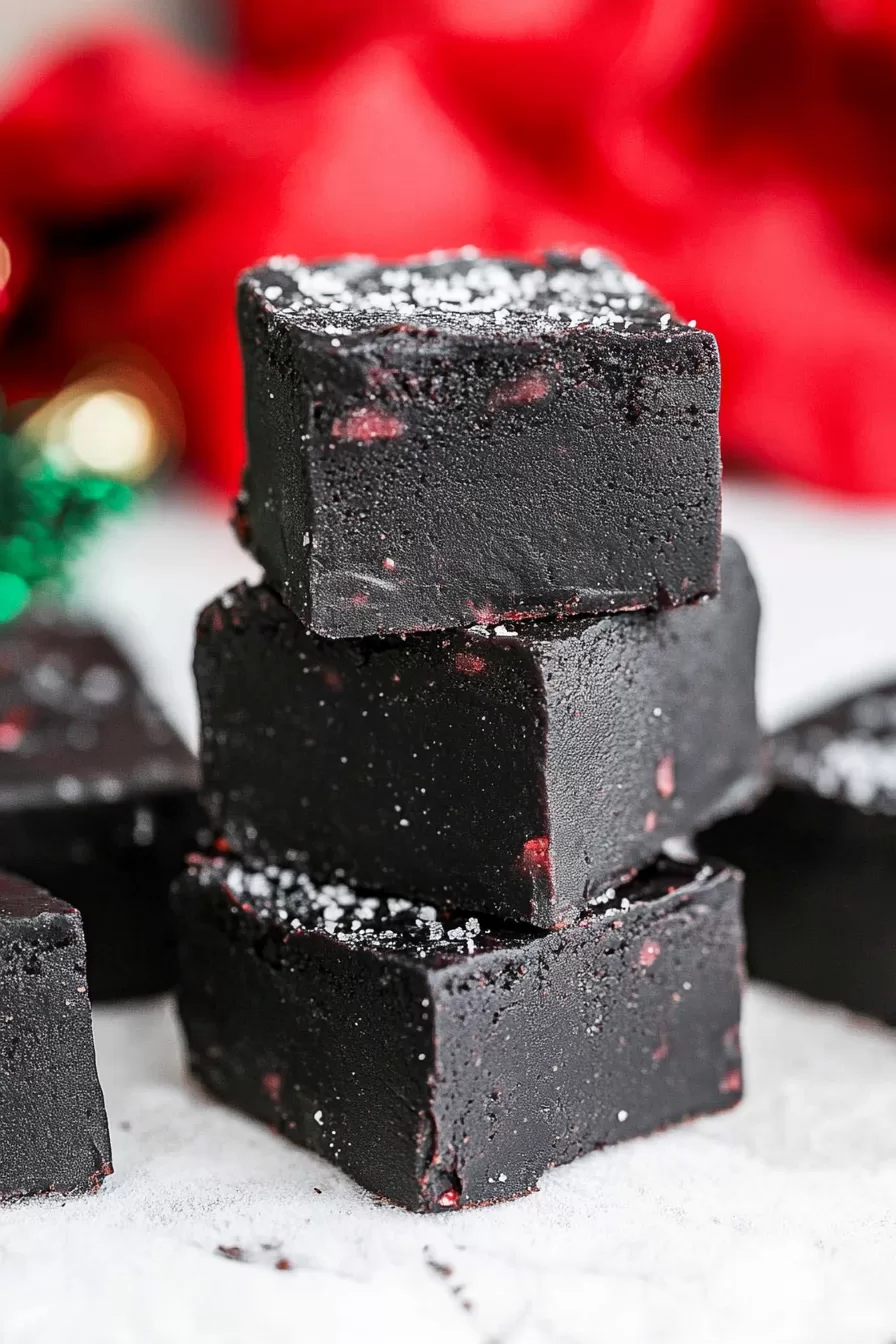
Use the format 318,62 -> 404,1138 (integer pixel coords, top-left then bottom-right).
174,854 -> 744,1212
701,679 -> 896,1024
0,873 -> 112,1199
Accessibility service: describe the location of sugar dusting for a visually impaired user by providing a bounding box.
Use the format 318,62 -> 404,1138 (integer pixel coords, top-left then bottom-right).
775,684 -> 896,813
192,854 -> 716,964
0,610 -> 196,811
194,855 -> 522,963
248,248 -> 678,336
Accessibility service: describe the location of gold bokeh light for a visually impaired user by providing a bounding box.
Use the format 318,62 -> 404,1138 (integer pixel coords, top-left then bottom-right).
20,349 -> 183,484
26,384 -> 163,483
57,388 -> 162,481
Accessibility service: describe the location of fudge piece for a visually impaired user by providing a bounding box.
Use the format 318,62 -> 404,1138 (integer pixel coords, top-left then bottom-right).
237,248 -> 722,638
197,537 -> 763,929
701,681 -> 896,1024
0,610 -> 202,999
174,853 -> 744,1213
0,872 -> 112,1199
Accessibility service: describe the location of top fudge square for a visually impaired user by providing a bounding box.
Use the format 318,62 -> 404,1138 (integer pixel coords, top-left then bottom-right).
237,249 -> 722,639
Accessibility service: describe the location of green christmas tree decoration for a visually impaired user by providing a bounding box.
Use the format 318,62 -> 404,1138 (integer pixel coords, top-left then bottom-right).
0,430 -> 133,622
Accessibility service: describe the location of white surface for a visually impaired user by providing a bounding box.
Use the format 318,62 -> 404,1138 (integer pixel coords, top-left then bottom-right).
2,480 -> 896,1344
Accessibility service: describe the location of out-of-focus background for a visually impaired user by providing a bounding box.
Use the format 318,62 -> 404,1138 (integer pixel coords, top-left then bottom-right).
1,0 -> 896,497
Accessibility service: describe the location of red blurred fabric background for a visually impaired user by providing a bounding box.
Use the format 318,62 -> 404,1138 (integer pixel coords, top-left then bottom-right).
0,0 -> 894,496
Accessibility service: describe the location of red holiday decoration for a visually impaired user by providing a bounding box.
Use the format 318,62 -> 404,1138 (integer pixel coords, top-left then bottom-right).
0,1 -> 893,496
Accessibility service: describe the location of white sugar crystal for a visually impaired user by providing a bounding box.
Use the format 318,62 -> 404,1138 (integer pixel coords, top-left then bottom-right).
257,250 -> 671,332
591,887 -> 616,907
811,735 -> 896,808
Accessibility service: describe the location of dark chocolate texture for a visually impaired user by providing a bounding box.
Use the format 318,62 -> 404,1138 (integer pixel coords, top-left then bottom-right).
0,611 -> 202,998
174,854 -> 744,1212
237,248 -> 722,638
197,537 -> 764,929
701,681 -> 896,1024
0,872 -> 112,1199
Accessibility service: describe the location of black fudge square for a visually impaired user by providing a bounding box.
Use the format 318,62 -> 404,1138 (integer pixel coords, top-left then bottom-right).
173,854 -> 744,1213
0,612 -> 202,999
197,538 -> 763,929
701,681 -> 896,1025
237,249 -> 722,638
0,872 -> 112,1199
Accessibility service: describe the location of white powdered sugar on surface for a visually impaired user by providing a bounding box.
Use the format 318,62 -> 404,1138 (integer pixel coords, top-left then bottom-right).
248,248 -> 677,336
775,687 -> 896,812
197,856 -> 702,962
201,857 -> 510,961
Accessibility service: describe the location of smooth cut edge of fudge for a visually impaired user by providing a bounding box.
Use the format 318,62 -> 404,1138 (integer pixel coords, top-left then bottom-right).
174,853 -> 745,1212
0,871 -> 113,1200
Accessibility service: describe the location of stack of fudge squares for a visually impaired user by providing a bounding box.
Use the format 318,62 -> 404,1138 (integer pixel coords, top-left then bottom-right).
173,249 -> 767,1213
